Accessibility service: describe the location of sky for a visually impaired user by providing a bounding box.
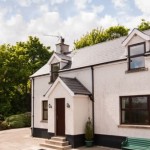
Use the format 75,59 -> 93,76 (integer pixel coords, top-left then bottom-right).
0,0 -> 150,50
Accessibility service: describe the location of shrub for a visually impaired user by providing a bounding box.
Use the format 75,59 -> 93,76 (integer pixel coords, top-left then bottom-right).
23,112 -> 31,127
0,121 -> 10,130
85,117 -> 93,141
3,112 -> 31,129
0,114 -> 4,121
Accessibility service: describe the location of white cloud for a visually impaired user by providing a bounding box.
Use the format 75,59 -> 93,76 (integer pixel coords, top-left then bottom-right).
1,0 -> 150,52
91,5 -> 104,14
74,0 -> 92,10
49,0 -> 68,5
121,15 -> 150,29
39,4 -> 49,13
134,0 -> 150,15
17,0 -> 32,7
112,0 -> 127,8
0,13 -> 27,44
0,4 -> 118,51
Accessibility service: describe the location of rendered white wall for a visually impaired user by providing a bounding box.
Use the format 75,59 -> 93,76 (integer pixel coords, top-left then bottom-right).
60,61 -> 68,69
127,35 -> 150,52
128,35 -> 145,45
48,81 -> 74,135
59,68 -> 92,92
32,75 -> 50,129
94,57 -> 150,138
74,95 -> 92,134
51,57 -> 59,64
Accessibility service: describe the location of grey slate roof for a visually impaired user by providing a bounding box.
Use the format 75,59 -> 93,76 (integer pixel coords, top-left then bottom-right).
60,77 -> 91,95
31,29 -> 150,76
69,29 -> 150,69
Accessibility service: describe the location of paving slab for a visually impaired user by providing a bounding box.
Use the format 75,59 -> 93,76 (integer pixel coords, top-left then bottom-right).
0,128 -> 120,150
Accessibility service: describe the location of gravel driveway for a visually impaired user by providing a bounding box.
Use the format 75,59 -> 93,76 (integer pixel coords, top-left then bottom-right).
0,128 -> 120,150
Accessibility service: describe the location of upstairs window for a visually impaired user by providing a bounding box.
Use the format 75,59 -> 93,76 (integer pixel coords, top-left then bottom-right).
128,42 -> 145,70
42,101 -> 48,120
51,63 -> 60,82
120,95 -> 150,125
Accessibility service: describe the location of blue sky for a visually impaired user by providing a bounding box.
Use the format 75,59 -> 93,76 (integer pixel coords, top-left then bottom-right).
0,0 -> 150,50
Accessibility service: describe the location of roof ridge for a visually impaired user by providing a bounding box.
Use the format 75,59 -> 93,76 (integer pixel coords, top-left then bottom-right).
74,36 -> 126,51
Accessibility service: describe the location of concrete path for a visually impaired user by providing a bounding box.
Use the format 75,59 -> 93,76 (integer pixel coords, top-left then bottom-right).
0,128 -> 120,150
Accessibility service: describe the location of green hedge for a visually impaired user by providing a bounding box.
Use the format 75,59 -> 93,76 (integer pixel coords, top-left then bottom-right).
0,112 -> 31,130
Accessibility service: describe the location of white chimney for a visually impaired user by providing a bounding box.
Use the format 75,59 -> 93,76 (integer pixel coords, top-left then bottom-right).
55,38 -> 69,54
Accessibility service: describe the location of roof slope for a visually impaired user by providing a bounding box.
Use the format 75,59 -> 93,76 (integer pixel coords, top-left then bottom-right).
70,29 -> 150,69
30,63 -> 49,77
60,77 -> 91,95
71,36 -> 126,68
31,29 -> 150,76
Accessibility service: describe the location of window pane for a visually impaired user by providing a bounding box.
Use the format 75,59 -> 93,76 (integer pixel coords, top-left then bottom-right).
130,56 -> 145,69
122,110 -> 130,124
43,101 -> 48,110
131,97 -> 147,109
121,96 -> 150,125
131,110 -> 149,125
52,72 -> 58,81
43,101 -> 48,120
51,63 -> 59,82
43,110 -> 48,120
130,44 -> 144,56
121,97 -> 130,109
52,64 -> 59,72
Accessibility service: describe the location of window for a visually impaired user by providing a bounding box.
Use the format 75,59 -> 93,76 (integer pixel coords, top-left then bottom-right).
120,95 -> 150,125
128,42 -> 145,70
42,101 -> 48,120
51,63 -> 60,82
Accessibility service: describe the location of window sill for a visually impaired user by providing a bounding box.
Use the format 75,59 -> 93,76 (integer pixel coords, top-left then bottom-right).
118,124 -> 150,129
40,120 -> 48,123
125,67 -> 148,73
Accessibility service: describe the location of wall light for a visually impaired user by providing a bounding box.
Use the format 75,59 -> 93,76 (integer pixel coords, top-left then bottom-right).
49,104 -> 52,108
67,103 -> 70,108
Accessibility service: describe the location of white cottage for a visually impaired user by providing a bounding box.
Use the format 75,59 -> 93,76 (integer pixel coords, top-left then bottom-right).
30,29 -> 150,149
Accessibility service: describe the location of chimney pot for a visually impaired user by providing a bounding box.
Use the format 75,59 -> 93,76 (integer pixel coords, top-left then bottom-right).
61,38 -> 65,44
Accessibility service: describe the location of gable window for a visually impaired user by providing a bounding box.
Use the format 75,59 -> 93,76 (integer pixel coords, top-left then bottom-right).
128,42 -> 145,70
120,95 -> 150,125
51,63 -> 60,82
42,101 -> 48,120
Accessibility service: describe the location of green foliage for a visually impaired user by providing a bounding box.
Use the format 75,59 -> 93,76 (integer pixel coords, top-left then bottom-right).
105,25 -> 129,40
138,19 -> 150,31
0,114 -> 4,121
0,37 -> 52,117
85,117 -> 93,141
0,120 -> 10,130
74,25 -> 129,49
1,112 -> 31,129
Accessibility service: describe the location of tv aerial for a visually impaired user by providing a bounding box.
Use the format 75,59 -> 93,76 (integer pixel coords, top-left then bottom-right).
42,34 -> 65,43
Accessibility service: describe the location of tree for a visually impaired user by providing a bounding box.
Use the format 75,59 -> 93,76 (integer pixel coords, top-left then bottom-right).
74,25 -> 129,49
138,19 -> 150,31
0,37 -> 52,117
105,25 -> 129,40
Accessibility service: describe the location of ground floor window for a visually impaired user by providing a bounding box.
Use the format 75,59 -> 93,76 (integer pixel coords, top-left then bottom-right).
120,95 -> 150,125
42,101 -> 48,120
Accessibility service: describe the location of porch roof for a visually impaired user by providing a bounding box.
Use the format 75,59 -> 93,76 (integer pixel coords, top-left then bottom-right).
60,77 -> 91,95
